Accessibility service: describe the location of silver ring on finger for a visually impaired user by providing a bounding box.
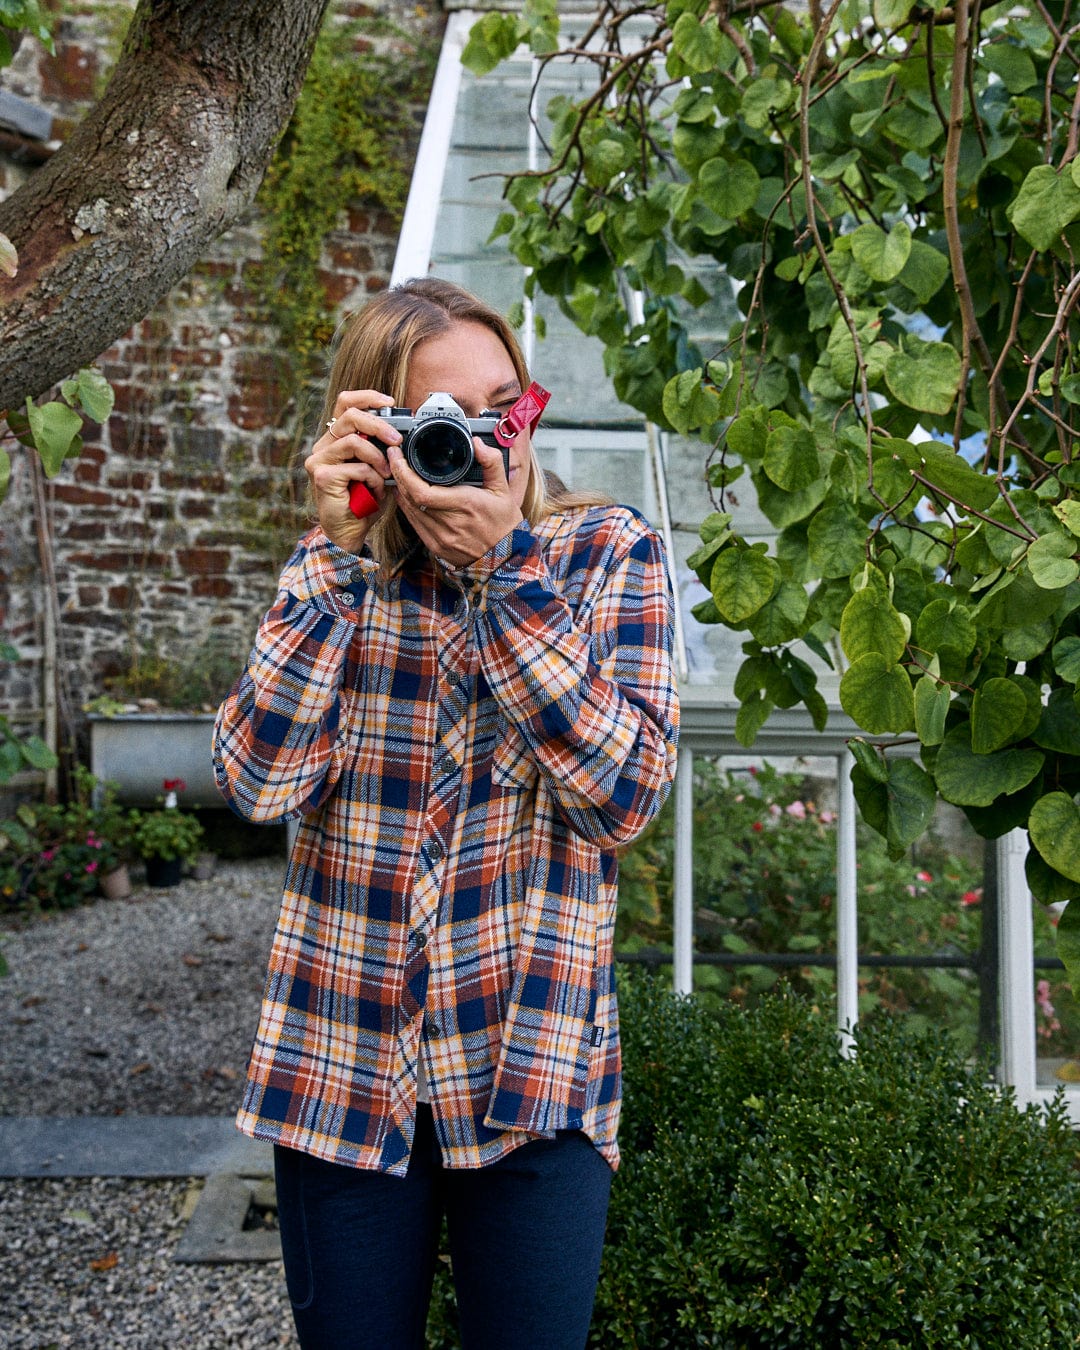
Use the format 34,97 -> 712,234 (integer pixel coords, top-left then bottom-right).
417,503 -> 427,513
326,418 -> 337,435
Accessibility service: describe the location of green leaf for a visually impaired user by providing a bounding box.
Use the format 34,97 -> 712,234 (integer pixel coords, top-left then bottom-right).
1056,898 -> 1080,994
980,40 -> 1038,93
1030,792 -> 1080,884
807,498 -> 865,577
670,11 -> 722,73
1009,163 -> 1080,252
19,735 -> 58,771
1054,500 -> 1080,537
662,367 -> 721,435
840,587 -> 909,664
914,676 -> 949,746
893,439 -> 999,512
71,367 -> 114,423
1028,532 -> 1080,589
698,157 -> 760,220
762,425 -> 821,492
1027,848 -> 1080,906
852,757 -> 937,852
971,677 -> 1028,753
915,597 -> 976,659
849,736 -> 888,783
839,652 -> 915,733
850,221 -> 912,283
735,693 -> 773,746
884,338 -> 962,416
747,580 -> 809,646
0,447 -> 9,501
895,242 -> 949,306
740,78 -> 794,130
1002,619 -> 1054,661
461,11 -> 523,74
24,399 -> 83,477
686,516 -> 734,586
934,725 -> 1044,807
1033,687 -> 1080,755
873,0 -> 915,25
710,547 -> 780,624
1053,635 -> 1080,683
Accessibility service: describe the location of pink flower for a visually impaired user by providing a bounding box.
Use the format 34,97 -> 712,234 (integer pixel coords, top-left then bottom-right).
961,889 -> 982,907
734,793 -> 745,803
916,870 -> 933,883
40,848 -> 55,863
85,861 -> 98,874
768,803 -> 782,818
1037,979 -> 1056,1018
819,810 -> 836,825
785,800 -> 807,820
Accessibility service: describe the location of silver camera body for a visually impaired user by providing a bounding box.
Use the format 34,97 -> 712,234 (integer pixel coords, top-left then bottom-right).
377,392 -> 508,486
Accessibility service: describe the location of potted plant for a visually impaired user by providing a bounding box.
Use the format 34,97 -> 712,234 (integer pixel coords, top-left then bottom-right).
131,779 -> 204,888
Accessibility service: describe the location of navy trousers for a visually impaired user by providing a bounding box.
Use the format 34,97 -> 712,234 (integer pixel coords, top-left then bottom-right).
273,1104 -> 613,1350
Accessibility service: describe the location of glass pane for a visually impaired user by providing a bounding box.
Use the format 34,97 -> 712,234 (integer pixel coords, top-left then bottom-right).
616,755 -> 989,1059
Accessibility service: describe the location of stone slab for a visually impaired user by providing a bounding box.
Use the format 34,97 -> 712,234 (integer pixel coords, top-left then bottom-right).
174,1172 -> 281,1264
0,1116 -> 273,1178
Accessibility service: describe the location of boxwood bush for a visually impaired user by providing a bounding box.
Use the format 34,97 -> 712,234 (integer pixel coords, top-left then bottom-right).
427,975 -> 1080,1347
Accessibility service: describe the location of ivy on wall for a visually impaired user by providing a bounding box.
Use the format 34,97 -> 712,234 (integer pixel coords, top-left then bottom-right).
254,13 -> 440,374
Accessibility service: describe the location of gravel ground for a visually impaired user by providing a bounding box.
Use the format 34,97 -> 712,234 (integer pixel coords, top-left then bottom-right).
0,1176 -> 294,1349
0,859 -> 296,1349
0,859 -> 285,1117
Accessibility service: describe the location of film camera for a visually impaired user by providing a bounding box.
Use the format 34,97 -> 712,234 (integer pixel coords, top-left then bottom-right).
377,392 -> 509,487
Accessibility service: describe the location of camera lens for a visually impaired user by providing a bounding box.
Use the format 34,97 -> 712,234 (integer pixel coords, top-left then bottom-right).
407,419 -> 473,485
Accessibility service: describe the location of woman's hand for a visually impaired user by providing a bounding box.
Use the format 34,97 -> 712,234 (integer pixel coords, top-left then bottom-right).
304,391 -> 402,554
388,437 -> 526,568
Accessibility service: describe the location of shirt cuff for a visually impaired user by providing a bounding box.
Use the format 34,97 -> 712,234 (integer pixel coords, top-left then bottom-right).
450,521 -> 545,595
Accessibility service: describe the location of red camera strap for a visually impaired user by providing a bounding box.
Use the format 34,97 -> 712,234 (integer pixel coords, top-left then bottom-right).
494,381 -> 551,448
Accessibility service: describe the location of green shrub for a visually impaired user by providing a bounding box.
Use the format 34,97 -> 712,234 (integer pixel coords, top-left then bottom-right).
426,977 -> 1080,1347
594,974 -> 1080,1348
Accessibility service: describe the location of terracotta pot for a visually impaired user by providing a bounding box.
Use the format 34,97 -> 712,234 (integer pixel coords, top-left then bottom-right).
99,864 -> 132,900
144,855 -> 183,888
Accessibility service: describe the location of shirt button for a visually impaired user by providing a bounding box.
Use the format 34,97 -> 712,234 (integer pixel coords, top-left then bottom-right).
337,590 -> 355,607
428,839 -> 443,862
445,670 -> 460,687
438,755 -> 455,777
426,1016 -> 442,1039
349,567 -> 365,585
412,930 -> 427,949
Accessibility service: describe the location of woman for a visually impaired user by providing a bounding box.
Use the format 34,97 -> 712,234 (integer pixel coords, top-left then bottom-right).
213,277 -> 679,1349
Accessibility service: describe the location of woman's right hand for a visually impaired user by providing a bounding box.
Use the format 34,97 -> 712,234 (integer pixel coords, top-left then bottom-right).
304,390 -> 403,554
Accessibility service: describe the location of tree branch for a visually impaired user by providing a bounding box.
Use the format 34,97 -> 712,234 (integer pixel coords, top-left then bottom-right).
0,0 -> 332,410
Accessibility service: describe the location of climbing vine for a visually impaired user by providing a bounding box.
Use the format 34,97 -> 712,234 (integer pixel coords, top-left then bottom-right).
467,0 -> 1080,985
254,13 -> 439,373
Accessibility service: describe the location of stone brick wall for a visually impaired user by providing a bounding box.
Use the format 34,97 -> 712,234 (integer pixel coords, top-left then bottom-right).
0,0 -> 441,749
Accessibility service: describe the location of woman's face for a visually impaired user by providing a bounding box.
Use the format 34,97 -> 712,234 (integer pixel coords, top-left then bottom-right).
404,320 -> 533,511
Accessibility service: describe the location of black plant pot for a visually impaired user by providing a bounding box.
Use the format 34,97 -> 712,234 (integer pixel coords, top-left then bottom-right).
144,854 -> 183,888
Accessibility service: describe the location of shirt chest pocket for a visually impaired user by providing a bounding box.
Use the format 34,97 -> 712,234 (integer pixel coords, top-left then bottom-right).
491,720 -> 539,791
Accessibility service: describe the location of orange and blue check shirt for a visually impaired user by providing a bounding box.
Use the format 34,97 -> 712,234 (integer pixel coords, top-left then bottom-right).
213,505 -> 679,1175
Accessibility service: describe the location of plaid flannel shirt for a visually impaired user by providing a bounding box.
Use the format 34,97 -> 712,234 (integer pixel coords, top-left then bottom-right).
213,504 -> 679,1175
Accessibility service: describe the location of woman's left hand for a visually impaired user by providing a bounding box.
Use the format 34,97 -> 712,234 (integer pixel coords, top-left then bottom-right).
388,438 -> 525,567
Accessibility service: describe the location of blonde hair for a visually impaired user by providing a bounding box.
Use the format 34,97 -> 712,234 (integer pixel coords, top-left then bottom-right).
319,277 -> 608,567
